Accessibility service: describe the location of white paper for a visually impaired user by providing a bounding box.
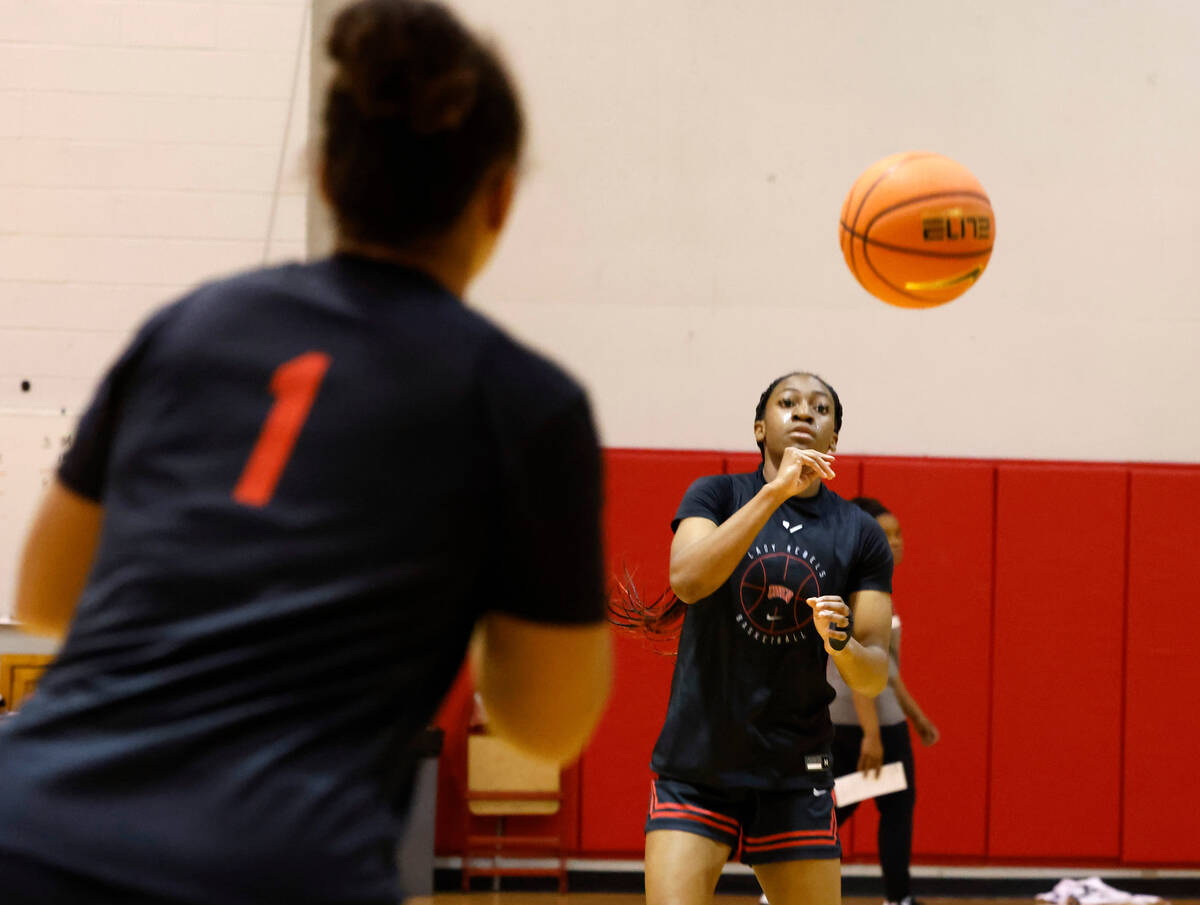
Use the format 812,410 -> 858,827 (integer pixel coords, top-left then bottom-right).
832,761 -> 907,806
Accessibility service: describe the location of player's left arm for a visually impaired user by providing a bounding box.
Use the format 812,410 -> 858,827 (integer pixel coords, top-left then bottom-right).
891,670 -> 940,745
14,480 -> 104,639
15,306 -> 174,639
813,589 -> 892,696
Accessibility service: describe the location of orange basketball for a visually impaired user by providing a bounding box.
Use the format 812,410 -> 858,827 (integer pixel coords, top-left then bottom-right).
839,151 -> 995,309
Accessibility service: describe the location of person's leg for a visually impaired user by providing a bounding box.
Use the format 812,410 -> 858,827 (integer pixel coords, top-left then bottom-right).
831,723 -> 863,828
875,722 -> 917,903
747,783 -> 842,905
644,777 -> 739,905
755,858 -> 841,905
646,830 -> 732,905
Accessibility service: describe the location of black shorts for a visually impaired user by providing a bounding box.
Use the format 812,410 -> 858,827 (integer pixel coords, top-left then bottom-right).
645,776 -> 841,864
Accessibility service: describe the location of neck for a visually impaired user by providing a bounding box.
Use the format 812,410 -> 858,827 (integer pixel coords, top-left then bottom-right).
335,236 -> 474,297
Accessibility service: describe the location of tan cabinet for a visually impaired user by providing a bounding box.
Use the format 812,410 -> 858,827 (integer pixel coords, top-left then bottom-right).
0,654 -> 55,713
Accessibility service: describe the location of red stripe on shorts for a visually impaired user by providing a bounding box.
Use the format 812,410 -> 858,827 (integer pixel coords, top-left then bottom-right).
742,801 -> 838,850
742,834 -> 837,853
649,781 -> 740,834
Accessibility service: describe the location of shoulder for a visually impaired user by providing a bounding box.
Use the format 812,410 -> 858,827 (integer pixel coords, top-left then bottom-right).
682,472 -> 742,501
676,472 -> 749,521
140,262 -> 302,339
685,469 -> 763,503
477,328 -> 590,423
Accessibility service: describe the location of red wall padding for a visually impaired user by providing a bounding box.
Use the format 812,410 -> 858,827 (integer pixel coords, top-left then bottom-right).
847,460 -> 995,859
989,465 -> 1127,858
577,449 -> 726,854
1123,468 -> 1200,864
431,453 -> 1199,868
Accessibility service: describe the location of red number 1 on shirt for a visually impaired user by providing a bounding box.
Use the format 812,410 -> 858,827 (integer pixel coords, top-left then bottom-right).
233,351 -> 332,508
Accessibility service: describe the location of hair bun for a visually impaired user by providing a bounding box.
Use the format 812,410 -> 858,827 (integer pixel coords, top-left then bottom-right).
328,0 -> 479,132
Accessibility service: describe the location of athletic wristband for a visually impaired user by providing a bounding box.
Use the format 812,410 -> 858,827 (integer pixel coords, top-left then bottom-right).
828,610 -> 854,651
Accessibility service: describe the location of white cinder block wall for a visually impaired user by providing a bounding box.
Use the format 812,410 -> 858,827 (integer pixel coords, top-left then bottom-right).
4,1 -> 1200,618
0,0 -> 311,617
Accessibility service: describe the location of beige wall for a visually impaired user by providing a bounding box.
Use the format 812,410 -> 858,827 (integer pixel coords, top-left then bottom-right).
2,0 -> 1198,614
0,0 -> 312,617
443,1 -> 1200,462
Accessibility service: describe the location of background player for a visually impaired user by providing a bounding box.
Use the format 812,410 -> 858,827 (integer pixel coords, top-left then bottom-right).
614,372 -> 894,905
0,2 -> 611,903
827,497 -> 940,905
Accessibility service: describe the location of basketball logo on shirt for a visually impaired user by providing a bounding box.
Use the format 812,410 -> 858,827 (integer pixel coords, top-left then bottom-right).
736,546 -> 824,645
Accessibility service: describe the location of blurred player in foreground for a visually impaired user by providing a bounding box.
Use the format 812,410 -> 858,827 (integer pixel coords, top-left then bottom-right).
0,2 -> 611,903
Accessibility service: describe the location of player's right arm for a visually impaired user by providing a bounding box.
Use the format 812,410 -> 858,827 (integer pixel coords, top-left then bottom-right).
473,614 -> 612,765
669,448 -> 835,603
471,356 -> 612,765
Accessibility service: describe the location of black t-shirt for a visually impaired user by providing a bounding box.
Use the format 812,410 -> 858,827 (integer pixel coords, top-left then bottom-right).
0,255 -> 605,905
650,468 -> 892,790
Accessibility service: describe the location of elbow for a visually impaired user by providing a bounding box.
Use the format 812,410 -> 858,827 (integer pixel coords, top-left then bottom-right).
479,629 -> 614,767
485,667 -> 612,766
858,668 -> 890,698
668,565 -> 703,605
846,664 -> 889,698
863,673 -> 889,697
12,599 -> 69,642
16,619 -> 68,642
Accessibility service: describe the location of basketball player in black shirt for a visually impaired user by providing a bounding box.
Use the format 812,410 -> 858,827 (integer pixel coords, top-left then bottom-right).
0,3 -> 611,903
616,373 -> 893,905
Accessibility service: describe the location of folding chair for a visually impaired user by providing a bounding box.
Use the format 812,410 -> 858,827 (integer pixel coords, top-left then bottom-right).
462,733 -> 567,892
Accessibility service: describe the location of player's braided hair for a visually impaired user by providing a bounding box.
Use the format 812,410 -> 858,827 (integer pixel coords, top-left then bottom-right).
322,0 -> 524,246
607,567 -> 686,652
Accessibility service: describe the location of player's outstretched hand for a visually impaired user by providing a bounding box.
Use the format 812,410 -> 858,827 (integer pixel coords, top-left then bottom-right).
806,595 -> 851,654
771,447 -> 835,498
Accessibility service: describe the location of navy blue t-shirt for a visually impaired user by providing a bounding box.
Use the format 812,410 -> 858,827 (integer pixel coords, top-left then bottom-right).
650,469 -> 892,790
0,255 -> 605,905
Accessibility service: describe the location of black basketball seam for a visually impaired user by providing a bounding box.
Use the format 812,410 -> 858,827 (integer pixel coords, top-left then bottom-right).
847,152 -> 938,288
841,198 -> 864,286
850,152 -> 939,232
858,187 -> 992,301
862,190 -> 992,238
838,222 -> 994,259
861,240 -> 954,305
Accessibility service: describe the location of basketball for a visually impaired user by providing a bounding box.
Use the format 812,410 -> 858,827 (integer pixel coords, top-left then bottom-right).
839,151 -> 995,309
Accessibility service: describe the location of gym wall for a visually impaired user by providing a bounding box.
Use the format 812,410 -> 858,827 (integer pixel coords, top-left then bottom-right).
1,0 -> 1197,867
0,0 -> 312,616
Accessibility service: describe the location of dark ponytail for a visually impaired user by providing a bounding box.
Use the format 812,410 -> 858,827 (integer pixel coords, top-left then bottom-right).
322,0 -> 524,246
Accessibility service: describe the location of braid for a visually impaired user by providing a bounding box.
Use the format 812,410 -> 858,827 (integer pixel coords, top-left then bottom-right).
607,566 -> 685,652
